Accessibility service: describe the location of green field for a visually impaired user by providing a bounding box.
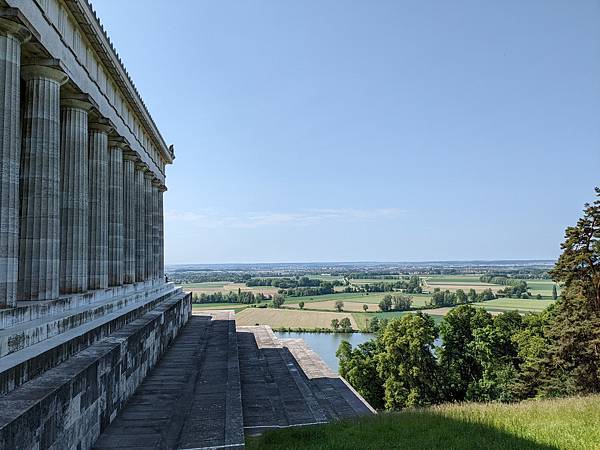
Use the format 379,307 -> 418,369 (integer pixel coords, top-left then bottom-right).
286,292 -> 432,306
472,298 -> 554,312
423,275 -> 484,283
191,303 -> 250,311
247,395 -> 600,450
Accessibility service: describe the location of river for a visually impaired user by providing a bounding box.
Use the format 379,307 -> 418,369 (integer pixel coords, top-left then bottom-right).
274,331 -> 374,373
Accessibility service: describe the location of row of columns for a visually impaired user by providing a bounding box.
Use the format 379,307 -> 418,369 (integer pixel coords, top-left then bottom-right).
0,18 -> 166,307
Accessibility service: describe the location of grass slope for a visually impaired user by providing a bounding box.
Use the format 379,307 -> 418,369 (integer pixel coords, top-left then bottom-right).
246,396 -> 600,450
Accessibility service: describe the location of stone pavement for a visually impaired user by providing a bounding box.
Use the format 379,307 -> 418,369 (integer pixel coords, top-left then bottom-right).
93,314 -> 374,449
94,311 -> 244,450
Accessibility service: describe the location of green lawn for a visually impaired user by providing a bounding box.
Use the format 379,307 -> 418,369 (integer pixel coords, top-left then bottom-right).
247,395 -> 600,450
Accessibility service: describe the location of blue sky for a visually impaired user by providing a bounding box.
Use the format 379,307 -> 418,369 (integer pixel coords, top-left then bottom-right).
93,0 -> 600,264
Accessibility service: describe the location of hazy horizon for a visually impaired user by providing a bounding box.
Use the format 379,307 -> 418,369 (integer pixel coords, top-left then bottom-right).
93,0 -> 600,264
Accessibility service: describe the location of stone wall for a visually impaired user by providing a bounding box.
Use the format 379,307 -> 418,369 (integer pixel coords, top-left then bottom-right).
0,291 -> 191,450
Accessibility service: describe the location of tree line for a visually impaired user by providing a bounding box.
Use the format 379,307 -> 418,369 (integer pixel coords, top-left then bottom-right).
192,291 -> 269,304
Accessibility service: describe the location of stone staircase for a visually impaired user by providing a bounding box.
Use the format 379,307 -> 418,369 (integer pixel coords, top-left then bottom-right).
94,312 -> 375,450
0,282 -> 191,450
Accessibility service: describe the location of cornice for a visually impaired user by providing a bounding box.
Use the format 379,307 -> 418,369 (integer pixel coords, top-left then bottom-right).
62,0 -> 174,165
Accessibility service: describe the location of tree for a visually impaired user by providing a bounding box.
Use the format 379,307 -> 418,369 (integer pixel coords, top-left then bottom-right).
272,294 -> 285,308
539,188 -> 600,395
552,284 -> 558,300
377,313 -> 441,409
467,311 -> 523,402
337,340 -> 385,409
362,304 -> 368,312
379,295 -> 392,312
369,317 -> 381,333
455,289 -> 467,304
549,187 -> 600,310
335,300 -> 344,312
331,318 -> 340,331
298,301 -> 305,310
437,305 -> 491,401
340,317 -> 352,332
392,294 -> 413,311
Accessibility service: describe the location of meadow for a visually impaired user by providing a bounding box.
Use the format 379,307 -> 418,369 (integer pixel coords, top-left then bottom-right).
182,274 -> 558,331
247,395 -> 600,450
181,281 -> 279,296
234,308 -> 358,330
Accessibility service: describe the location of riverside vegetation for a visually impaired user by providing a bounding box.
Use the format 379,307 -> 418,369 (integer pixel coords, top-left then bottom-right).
248,188 -> 600,449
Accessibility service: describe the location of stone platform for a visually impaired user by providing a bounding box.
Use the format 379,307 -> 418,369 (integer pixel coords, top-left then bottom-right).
94,312 -> 374,449
0,282 -> 191,450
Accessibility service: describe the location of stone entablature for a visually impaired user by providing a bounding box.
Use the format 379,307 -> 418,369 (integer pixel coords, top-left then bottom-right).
1,0 -> 171,179
0,0 -> 171,307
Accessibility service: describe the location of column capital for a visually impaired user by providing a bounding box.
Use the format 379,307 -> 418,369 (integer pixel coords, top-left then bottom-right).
89,118 -> 114,134
21,59 -> 68,85
0,17 -> 31,42
135,161 -> 148,172
143,170 -> 154,180
108,135 -> 130,151
61,93 -> 96,112
123,151 -> 138,162
158,184 -> 168,193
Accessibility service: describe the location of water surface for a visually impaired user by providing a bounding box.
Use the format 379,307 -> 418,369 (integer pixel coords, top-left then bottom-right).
274,331 -> 374,373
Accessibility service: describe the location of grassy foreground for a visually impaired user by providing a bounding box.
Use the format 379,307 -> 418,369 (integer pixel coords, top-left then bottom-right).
246,396 -> 600,450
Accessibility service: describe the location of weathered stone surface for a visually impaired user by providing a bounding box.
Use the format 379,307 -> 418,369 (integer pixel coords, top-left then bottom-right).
122,154 -> 136,284
144,172 -> 154,280
152,181 -> 161,279
0,283 -> 178,395
0,290 -> 191,450
134,163 -> 146,282
158,187 -> 165,279
95,311 -> 244,450
18,64 -> 68,302
108,140 -> 125,287
238,325 -> 375,436
88,123 -> 110,290
0,19 -> 30,308
59,97 -> 92,294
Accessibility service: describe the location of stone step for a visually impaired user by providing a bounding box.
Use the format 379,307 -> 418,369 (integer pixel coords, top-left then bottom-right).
0,280 -> 168,329
94,311 -> 245,450
0,282 -> 175,359
0,290 -> 191,450
0,285 -> 182,396
178,311 -> 244,450
281,338 -> 376,418
237,326 -> 330,435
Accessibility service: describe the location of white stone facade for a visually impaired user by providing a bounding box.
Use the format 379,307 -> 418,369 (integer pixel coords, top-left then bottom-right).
0,0 -> 173,307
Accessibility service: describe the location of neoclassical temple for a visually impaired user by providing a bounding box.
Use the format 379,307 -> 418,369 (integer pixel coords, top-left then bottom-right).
0,1 -> 194,449
0,0 -> 171,307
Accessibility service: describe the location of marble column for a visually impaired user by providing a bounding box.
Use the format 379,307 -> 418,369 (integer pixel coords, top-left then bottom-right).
158,185 -> 166,280
0,19 -> 30,307
122,152 -> 137,284
134,162 -> 146,282
151,180 -> 161,279
59,97 -> 93,294
108,137 -> 126,287
18,63 -> 68,301
144,172 -> 154,280
88,121 -> 111,290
